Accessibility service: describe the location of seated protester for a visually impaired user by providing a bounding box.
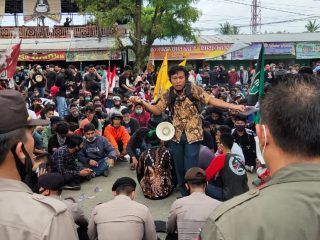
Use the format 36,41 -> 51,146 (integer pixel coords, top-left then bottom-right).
32,126 -> 46,155
29,97 -> 44,118
93,97 -> 108,114
136,130 -> 175,199
167,168 -> 221,240
118,65 -> 135,98
121,107 -> 140,136
81,105 -> 102,134
42,116 -> 62,151
74,118 -> 100,137
130,102 -> 150,128
204,107 -> 224,126
232,115 -> 257,172
51,135 -> 93,190
223,108 -> 239,129
201,121 -> 215,151
38,173 -> 89,231
40,105 -> 55,120
104,112 -> 130,161
147,112 -> 169,130
109,96 -> 126,116
64,104 -> 81,128
78,123 -> 116,177
94,103 -> 110,133
199,145 -> 215,170
104,92 -> 114,109
205,133 -> 249,201
48,122 -> 70,154
216,125 -> 245,162
87,177 -> 157,240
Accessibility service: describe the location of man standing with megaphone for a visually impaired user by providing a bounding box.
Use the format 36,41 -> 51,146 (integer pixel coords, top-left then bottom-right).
130,65 -> 245,196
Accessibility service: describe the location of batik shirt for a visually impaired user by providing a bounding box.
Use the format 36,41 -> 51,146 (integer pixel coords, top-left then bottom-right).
155,84 -> 211,143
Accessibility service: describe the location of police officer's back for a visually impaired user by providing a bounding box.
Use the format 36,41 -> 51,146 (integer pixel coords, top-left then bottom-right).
201,74 -> 320,240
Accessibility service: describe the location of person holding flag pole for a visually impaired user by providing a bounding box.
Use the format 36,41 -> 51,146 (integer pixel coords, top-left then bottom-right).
130,63 -> 246,196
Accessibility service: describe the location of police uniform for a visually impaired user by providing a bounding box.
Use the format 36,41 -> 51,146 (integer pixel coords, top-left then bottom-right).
87,177 -> 157,240
0,178 -> 78,240
201,164 -> 320,240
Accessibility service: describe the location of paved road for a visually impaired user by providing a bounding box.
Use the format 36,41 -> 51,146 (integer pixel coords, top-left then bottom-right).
62,160 -> 256,239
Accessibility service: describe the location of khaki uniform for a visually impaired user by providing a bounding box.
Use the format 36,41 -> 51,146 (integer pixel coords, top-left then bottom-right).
167,192 -> 221,240
0,178 -> 78,240
201,164 -> 320,240
87,195 -> 157,240
51,195 -> 88,227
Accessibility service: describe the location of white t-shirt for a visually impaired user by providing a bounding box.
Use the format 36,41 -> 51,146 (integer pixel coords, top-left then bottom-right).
231,142 -> 245,163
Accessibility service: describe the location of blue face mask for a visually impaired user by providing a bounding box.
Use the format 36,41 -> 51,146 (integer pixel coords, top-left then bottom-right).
85,97 -> 91,101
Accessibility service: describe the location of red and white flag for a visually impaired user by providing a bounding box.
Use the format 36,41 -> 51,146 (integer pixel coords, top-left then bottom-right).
0,42 -> 21,79
109,66 -> 117,92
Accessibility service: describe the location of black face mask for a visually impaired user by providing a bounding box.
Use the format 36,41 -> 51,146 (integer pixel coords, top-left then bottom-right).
235,125 -> 245,132
11,144 -> 35,189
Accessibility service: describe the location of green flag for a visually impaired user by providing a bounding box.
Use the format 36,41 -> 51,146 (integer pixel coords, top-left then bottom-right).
248,44 -> 265,123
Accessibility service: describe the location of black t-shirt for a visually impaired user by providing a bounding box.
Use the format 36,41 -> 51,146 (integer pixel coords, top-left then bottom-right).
200,130 -> 215,150
123,118 -> 140,135
119,74 -> 131,93
14,72 -> 26,85
64,114 -> 80,124
84,73 -> 100,91
45,71 -> 57,90
55,73 -> 67,97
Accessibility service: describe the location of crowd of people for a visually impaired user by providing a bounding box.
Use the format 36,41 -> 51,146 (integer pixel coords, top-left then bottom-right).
1,60 -> 320,240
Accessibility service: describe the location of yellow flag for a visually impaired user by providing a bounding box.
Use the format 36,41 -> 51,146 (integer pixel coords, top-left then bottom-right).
179,59 -> 187,66
153,53 -> 168,101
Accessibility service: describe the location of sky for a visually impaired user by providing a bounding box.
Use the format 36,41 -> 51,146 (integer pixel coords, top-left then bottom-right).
0,0 -> 319,35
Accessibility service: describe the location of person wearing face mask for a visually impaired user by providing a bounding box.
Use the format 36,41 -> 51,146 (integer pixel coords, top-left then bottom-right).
130,102 -> 150,128
121,108 -> 140,136
205,133 -> 249,201
109,95 -> 126,116
104,112 -> 130,161
201,74 -> 320,240
0,90 -> 78,240
78,123 -> 116,177
94,103 -> 109,133
232,115 -> 257,172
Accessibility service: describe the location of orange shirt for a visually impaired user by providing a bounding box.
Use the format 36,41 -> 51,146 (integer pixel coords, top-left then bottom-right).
103,124 -> 130,150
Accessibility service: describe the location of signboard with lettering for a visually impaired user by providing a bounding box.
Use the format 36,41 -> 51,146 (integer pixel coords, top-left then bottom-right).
296,42 -> 320,59
264,42 -> 295,55
149,44 -> 231,60
18,52 -> 66,61
66,51 -> 122,62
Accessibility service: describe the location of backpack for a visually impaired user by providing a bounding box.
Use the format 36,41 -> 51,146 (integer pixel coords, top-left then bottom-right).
168,81 -> 203,116
137,146 -> 175,200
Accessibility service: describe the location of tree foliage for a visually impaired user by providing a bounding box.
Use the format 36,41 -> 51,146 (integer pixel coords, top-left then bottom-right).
218,22 -> 240,35
305,20 -> 320,33
75,0 -> 201,71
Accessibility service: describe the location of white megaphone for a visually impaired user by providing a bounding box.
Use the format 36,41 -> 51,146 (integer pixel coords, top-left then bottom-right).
156,122 -> 175,141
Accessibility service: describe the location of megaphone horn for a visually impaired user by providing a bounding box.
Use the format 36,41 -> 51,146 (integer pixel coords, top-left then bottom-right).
156,122 -> 175,141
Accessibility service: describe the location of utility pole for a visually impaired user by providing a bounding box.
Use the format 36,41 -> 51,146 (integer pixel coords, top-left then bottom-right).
251,0 -> 261,34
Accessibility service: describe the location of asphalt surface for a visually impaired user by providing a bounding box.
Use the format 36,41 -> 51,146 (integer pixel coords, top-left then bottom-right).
62,160 -> 256,239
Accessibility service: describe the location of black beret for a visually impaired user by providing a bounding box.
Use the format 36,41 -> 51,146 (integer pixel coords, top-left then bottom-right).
112,177 -> 136,191
38,173 -> 64,191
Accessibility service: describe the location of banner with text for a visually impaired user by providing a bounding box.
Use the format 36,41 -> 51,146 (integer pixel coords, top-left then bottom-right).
149,44 -> 231,60
18,52 -> 66,61
66,51 -> 122,62
296,42 -> 320,59
232,42 -> 296,60
24,0 -> 61,23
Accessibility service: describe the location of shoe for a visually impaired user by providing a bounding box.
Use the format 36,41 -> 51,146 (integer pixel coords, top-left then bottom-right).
103,169 -> 110,177
118,157 -> 128,162
245,165 -> 254,173
63,184 -> 81,191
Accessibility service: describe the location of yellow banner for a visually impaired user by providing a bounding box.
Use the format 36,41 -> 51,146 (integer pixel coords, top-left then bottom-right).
18,52 -> 66,61
149,44 -> 231,60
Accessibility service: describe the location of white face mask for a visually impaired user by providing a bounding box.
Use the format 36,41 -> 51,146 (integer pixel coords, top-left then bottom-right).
86,137 -> 96,143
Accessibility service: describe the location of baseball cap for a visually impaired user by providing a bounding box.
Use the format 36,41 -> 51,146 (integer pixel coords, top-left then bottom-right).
184,167 -> 206,184
112,177 -> 136,191
0,90 -> 49,134
38,173 -> 64,191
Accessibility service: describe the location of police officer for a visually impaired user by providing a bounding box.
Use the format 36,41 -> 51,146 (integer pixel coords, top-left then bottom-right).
38,173 -> 89,228
201,74 -> 320,239
87,177 -> 157,240
0,90 -> 78,240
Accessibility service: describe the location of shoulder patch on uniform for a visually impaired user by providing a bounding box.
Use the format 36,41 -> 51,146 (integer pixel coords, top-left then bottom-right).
210,189 -> 260,221
32,194 -> 67,214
